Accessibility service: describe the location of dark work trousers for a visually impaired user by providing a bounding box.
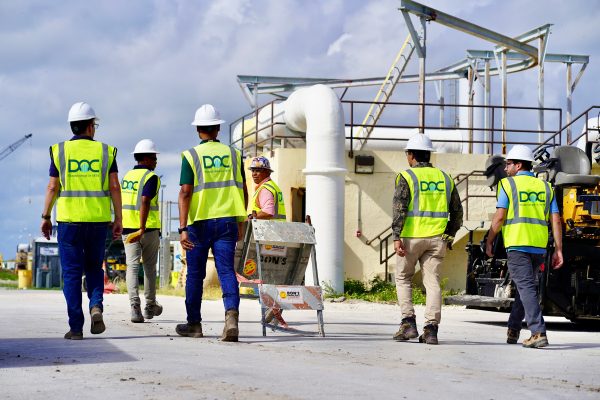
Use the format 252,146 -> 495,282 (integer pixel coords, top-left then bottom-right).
58,222 -> 108,333
185,217 -> 240,323
506,250 -> 546,334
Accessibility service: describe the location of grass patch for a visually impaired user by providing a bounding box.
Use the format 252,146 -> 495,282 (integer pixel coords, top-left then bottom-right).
0,282 -> 18,289
0,269 -> 18,281
325,277 -> 460,305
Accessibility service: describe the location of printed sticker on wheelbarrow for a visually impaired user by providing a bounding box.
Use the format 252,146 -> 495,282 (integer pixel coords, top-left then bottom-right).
259,284 -> 324,310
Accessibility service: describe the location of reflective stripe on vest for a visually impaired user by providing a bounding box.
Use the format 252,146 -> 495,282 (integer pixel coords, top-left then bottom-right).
186,146 -> 243,192
53,139 -> 114,222
398,167 -> 453,238
121,168 -> 161,229
251,180 -> 287,221
183,142 -> 246,224
500,175 -> 552,248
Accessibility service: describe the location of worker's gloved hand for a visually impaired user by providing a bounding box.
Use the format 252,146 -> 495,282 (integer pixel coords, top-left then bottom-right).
124,229 -> 144,244
441,234 -> 454,250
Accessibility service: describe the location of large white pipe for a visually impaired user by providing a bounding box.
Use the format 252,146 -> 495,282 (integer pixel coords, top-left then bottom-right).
346,127 -> 466,153
284,85 -> 346,292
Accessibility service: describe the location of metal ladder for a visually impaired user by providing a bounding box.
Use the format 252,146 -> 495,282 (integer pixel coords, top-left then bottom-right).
354,34 -> 415,150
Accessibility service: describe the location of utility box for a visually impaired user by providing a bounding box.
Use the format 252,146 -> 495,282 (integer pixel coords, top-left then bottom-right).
32,237 -> 61,289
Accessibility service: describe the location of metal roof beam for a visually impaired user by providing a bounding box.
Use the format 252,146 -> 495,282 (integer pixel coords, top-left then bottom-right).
399,0 -> 538,59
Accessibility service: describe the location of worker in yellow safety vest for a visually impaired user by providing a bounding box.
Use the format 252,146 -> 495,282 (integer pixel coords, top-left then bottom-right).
248,156 -> 286,221
485,144 -> 563,348
176,104 -> 248,342
121,139 -> 163,323
392,133 -> 463,345
247,155 -> 287,325
40,101 -> 122,340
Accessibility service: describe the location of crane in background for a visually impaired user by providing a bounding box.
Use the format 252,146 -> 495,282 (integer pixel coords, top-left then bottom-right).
0,134 -> 33,162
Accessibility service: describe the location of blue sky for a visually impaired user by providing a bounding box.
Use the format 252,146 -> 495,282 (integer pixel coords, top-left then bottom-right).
1,0 -> 599,259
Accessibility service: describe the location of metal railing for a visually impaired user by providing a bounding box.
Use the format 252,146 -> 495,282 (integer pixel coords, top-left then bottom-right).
343,100 -> 562,157
230,99 -> 563,158
453,170 -> 496,221
536,105 -> 600,151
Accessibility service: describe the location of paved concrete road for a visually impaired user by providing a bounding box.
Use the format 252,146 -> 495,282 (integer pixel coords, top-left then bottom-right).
1,290 -> 599,399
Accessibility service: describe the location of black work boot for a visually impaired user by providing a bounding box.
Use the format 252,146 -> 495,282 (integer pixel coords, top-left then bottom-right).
507,328 -> 520,344
90,306 -> 106,334
419,323 -> 439,345
175,322 -> 203,338
143,302 -> 163,319
393,316 -> 419,341
131,305 -> 144,323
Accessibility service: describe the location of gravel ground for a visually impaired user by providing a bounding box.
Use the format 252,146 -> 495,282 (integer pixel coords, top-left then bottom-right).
1,289 -> 599,399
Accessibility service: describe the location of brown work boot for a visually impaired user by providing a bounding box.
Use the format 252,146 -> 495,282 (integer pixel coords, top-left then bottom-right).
221,309 -> 239,342
507,328 -> 520,344
90,306 -> 105,334
522,332 -> 549,348
175,322 -> 203,338
64,330 -> 83,340
393,316 -> 419,341
418,323 -> 439,345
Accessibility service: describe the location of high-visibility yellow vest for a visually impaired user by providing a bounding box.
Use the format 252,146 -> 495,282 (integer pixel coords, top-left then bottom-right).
52,139 -> 115,222
499,175 -> 552,249
251,179 -> 287,221
182,141 -> 245,224
396,167 -> 453,238
121,168 -> 161,229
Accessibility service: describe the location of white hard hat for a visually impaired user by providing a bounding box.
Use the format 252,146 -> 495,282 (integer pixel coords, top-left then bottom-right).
68,102 -> 98,122
131,139 -> 159,154
405,134 -> 434,152
506,145 -> 534,162
191,104 -> 225,126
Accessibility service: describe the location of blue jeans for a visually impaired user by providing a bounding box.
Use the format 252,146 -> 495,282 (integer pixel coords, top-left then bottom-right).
185,217 -> 239,323
507,251 -> 546,334
58,222 -> 108,333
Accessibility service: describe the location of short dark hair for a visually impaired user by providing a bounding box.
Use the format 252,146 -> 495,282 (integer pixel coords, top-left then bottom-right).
70,118 -> 94,135
196,125 -> 220,135
409,150 -> 431,163
520,160 -> 533,171
134,153 -> 156,162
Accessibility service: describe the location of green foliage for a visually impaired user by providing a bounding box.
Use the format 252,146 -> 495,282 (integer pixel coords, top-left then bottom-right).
325,276 -> 460,305
0,269 -> 18,281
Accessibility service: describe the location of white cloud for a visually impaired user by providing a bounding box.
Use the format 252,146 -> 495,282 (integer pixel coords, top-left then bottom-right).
327,33 -> 352,56
0,0 -> 599,257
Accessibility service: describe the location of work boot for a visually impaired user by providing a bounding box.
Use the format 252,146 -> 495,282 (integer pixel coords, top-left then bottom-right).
507,328 -> 520,344
522,332 -> 549,348
221,309 -> 239,342
393,316 -> 419,341
131,305 -> 144,323
64,330 -> 83,340
418,323 -> 439,345
90,306 -> 106,334
143,302 -> 163,320
175,322 -> 203,338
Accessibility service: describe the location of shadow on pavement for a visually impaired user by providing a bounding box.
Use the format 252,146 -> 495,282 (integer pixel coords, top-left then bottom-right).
0,337 -> 137,368
465,319 -> 600,332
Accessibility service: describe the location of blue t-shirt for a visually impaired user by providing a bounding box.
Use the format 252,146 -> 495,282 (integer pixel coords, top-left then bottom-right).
496,171 -> 558,254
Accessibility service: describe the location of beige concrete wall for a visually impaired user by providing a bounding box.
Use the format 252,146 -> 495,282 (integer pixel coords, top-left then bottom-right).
249,148 -> 495,291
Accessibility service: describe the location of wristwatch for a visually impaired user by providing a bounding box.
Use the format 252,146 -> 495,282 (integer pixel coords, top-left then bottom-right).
178,227 -> 188,234
41,214 -> 51,220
